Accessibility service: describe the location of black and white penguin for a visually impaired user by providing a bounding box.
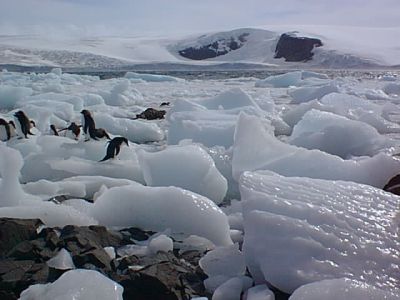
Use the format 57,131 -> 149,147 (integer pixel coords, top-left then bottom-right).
65,122 -> 81,140
0,118 -> 11,141
13,110 -> 34,139
50,124 -> 59,136
8,121 -> 16,138
80,109 -> 111,141
99,137 -> 129,162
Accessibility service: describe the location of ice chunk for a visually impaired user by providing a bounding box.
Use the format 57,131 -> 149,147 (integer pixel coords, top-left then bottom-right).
212,276 -> 253,300
0,202 -> 98,227
289,278 -> 400,300
289,109 -> 397,158
147,234 -> 174,254
95,112 -> 164,143
199,244 -> 245,277
289,83 -> 339,104
0,85 -> 32,110
168,110 -> 238,148
103,247 -> 116,260
255,71 -> 302,88
137,145 -> 227,204
19,269 -> 123,300
197,88 -> 262,110
125,71 -> 183,82
246,285 -> 275,300
46,248 -> 75,270
91,184 -> 232,246
383,83 -> 400,95
0,145 -> 40,207
241,171 -> 400,293
232,113 -> 400,187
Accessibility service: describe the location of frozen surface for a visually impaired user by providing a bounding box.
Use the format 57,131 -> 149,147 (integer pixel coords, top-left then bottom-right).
137,144 -> 227,204
91,184 -> 232,246
233,113 -> 400,187
199,244 -> 245,278
289,109 -> 397,158
19,269 -> 123,300
240,171 -> 400,293
212,276 -> 253,300
46,248 -> 75,270
289,278 -> 400,300
246,285 -> 275,300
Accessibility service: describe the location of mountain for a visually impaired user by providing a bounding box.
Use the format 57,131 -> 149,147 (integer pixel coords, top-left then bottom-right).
0,26 -> 399,70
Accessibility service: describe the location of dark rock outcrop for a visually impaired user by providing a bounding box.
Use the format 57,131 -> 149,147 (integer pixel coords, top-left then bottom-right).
136,108 -> 166,120
275,33 -> 323,62
0,218 -> 208,300
179,33 -> 249,60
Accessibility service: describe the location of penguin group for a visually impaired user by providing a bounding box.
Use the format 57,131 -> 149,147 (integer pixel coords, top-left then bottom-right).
3,108 -> 131,162
0,110 -> 35,141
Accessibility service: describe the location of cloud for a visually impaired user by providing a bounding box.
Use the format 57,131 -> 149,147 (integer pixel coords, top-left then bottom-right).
0,0 -> 399,36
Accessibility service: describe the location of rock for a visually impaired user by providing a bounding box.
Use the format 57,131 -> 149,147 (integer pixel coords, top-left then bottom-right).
60,225 -> 123,253
73,248 -> 112,271
0,218 -> 43,258
178,33 -> 249,60
120,227 -> 155,242
275,33 -> 323,62
136,108 -> 166,120
383,174 -> 400,195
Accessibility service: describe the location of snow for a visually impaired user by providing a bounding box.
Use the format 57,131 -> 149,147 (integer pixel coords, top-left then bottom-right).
137,144 -> 227,204
19,269 -> 123,300
240,171 -> 400,293
289,278 -> 400,300
1,26 -> 399,69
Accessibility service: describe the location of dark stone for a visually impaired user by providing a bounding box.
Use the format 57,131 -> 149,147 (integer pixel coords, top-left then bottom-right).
73,249 -> 112,271
274,33 -> 323,62
60,225 -> 122,254
179,33 -> 249,60
0,218 -> 43,258
116,255 -> 140,273
119,227 -> 155,243
113,252 -> 206,299
136,108 -> 166,120
383,174 -> 400,195
0,290 -> 17,300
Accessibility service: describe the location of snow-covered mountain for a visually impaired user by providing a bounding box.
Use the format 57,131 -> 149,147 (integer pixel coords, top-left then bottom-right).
0,26 -> 399,69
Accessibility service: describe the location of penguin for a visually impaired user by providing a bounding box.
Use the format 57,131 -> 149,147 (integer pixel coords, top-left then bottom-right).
50,124 -> 59,136
8,121 -> 16,138
66,122 -> 81,140
80,109 -> 111,141
13,110 -> 34,139
160,101 -> 170,107
99,137 -> 129,162
0,118 -> 11,141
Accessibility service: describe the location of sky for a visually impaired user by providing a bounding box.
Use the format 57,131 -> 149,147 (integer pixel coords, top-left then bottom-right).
1,0 -> 400,37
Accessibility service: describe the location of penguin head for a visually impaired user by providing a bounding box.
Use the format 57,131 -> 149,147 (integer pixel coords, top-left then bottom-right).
80,109 -> 91,117
30,120 -> 36,128
9,121 -> 15,128
121,137 -> 129,147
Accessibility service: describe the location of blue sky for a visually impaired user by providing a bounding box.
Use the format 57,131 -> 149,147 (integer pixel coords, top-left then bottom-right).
1,0 -> 399,36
